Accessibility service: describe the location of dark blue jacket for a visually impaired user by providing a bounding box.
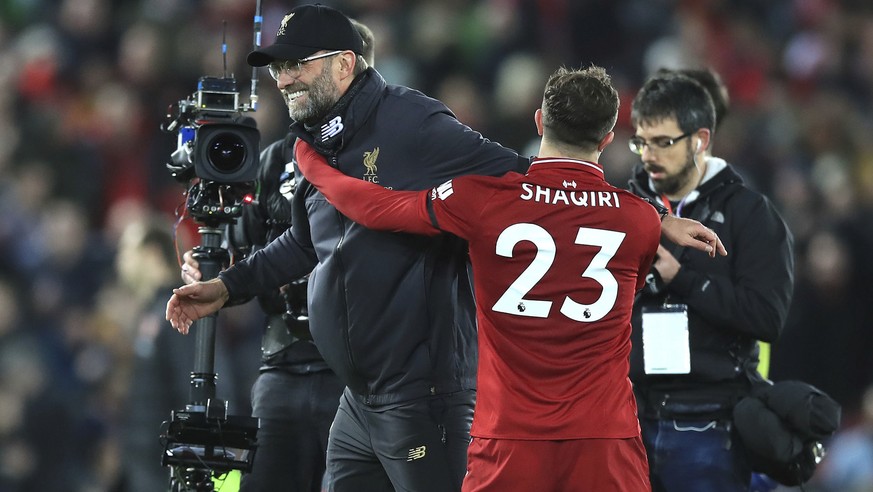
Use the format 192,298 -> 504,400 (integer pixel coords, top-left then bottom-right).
221,69 -> 529,404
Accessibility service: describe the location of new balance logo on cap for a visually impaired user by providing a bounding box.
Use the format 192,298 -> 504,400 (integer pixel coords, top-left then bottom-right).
321,116 -> 344,140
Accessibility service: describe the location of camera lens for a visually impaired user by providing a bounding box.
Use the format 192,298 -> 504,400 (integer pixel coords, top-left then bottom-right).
193,120 -> 259,183
206,133 -> 247,173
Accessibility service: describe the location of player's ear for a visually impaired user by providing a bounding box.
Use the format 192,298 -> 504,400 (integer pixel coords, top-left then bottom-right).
597,131 -> 615,152
534,108 -> 544,136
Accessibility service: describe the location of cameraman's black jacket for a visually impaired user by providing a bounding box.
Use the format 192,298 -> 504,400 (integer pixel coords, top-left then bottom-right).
627,158 -> 795,414
221,68 -> 529,404
227,136 -> 326,370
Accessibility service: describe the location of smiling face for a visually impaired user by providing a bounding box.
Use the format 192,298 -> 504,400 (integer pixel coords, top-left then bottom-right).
275,52 -> 343,125
633,117 -> 703,199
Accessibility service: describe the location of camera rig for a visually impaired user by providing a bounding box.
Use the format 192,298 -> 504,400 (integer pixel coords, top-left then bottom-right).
157,220 -> 259,491
164,75 -> 260,228
159,12 -> 265,492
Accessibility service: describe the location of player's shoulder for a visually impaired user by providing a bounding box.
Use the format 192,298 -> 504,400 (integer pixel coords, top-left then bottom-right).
429,172 -> 516,204
613,187 -> 662,224
606,185 -> 653,208
613,186 -> 647,202
449,171 -> 522,188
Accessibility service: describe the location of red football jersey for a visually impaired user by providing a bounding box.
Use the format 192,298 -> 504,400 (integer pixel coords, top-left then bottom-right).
426,158 -> 660,439
296,145 -> 661,440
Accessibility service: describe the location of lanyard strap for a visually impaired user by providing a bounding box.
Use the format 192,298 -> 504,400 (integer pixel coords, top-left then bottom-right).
660,194 -> 674,215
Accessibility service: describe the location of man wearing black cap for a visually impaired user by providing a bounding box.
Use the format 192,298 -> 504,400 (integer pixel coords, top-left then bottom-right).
177,12 -> 376,492
168,3 -> 528,491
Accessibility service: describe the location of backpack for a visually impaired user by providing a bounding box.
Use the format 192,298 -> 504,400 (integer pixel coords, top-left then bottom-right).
733,380 -> 841,486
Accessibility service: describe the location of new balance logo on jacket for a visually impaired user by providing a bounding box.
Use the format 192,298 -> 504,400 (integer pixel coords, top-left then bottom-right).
321,116 -> 344,140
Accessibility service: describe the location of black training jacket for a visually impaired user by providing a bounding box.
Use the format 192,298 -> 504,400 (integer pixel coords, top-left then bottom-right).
220,69 -> 529,405
627,159 -> 795,400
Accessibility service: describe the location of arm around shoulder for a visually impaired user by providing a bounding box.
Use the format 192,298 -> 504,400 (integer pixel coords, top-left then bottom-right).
295,140 -> 440,235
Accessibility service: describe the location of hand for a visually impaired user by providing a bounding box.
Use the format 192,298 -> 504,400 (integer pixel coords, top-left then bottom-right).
652,245 -> 681,284
165,278 -> 229,334
181,250 -> 201,284
660,215 -> 727,258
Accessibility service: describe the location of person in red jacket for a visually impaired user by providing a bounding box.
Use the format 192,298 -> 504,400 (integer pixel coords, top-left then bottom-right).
294,65 -> 725,491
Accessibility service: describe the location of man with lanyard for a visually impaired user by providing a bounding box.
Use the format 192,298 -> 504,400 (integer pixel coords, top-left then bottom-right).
626,72 -> 795,492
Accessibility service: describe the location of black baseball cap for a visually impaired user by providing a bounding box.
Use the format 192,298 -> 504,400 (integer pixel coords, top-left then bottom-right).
247,4 -> 364,67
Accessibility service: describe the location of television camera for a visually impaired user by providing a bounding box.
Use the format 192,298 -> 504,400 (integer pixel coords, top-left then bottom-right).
164,75 -> 260,227
158,16 -> 264,492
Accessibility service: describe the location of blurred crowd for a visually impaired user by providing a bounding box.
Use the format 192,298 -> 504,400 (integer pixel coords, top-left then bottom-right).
1,0 -> 872,491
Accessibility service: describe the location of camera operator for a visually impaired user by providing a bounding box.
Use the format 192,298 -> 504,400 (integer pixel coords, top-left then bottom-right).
626,71 -> 795,492
180,17 -> 375,492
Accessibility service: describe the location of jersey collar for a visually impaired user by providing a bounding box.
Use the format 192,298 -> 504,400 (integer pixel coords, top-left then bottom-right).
528,157 -> 604,178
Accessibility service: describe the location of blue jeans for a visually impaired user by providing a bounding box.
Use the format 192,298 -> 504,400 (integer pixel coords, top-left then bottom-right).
641,417 -> 752,492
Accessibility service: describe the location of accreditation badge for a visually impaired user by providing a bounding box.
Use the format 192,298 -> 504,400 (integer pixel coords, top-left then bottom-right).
642,304 -> 691,375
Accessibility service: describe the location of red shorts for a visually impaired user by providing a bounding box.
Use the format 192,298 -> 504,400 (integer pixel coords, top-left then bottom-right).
462,436 -> 650,492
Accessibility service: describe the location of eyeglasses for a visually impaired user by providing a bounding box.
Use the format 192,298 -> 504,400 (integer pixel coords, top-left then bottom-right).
628,132 -> 692,155
268,50 -> 344,80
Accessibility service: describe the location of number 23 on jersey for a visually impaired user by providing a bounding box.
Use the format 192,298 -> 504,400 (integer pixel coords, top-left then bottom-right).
491,224 -> 625,323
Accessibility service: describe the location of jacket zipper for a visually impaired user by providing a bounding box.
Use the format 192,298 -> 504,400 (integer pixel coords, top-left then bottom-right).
329,156 -> 361,391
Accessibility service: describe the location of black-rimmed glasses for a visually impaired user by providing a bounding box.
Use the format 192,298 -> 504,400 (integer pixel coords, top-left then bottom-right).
268,50 -> 344,80
628,132 -> 692,155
